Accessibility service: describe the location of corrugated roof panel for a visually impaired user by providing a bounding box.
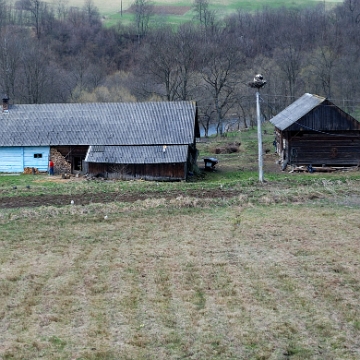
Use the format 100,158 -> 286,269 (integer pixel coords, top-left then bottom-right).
0,101 -> 197,147
270,93 -> 326,131
85,145 -> 189,164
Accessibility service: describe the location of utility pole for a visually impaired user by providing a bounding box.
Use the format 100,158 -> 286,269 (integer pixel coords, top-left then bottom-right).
248,74 -> 267,182
255,90 -> 263,182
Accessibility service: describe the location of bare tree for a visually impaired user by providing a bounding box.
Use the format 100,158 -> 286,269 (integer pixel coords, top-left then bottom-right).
310,46 -> 340,98
273,44 -> 303,100
308,8 -> 342,99
136,26 -> 177,100
193,0 -> 219,36
172,23 -> 199,100
18,40 -> 54,103
271,10 -> 307,100
198,33 -> 243,136
83,62 -> 106,91
19,0 -> 41,38
193,0 -> 208,24
54,0 -> 68,22
197,98 -> 216,137
0,27 -> 24,100
66,53 -> 92,100
0,0 -> 8,29
132,0 -> 153,38
341,0 -> 360,24
82,0 -> 100,26
134,24 -> 200,101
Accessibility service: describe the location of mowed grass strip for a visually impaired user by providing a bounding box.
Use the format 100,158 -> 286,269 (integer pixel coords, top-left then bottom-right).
1,200 -> 360,359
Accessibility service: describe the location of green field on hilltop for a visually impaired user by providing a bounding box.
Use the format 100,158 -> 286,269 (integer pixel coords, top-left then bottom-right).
60,0 -> 343,27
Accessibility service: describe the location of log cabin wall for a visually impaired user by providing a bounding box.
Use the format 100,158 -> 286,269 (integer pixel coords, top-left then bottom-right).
88,162 -> 186,181
288,133 -> 360,166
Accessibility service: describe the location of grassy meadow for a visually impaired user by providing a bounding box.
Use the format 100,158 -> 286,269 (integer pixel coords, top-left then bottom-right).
58,0 -> 344,27
1,126 -> 360,359
89,0 -> 343,14
1,201 -> 360,359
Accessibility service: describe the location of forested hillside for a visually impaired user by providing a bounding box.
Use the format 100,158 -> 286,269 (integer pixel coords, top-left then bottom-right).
0,0 -> 358,135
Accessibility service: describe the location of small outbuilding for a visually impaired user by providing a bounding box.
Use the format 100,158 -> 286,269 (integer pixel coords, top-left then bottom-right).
85,144 -> 196,181
270,93 -> 360,167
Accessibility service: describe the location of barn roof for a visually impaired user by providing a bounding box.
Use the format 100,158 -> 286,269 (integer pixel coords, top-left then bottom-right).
270,93 -> 325,131
0,101 -> 198,146
85,145 -> 189,164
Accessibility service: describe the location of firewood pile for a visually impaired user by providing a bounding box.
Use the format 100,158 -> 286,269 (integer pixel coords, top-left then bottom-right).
23,167 -> 39,174
51,149 -> 71,174
215,142 -> 241,154
290,165 -> 359,173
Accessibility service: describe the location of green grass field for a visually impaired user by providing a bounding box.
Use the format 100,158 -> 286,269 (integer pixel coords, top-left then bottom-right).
65,0 -> 343,27
93,0 -> 343,14
1,126 -> 360,359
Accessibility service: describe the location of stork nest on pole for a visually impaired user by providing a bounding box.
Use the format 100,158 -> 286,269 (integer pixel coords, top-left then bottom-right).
248,74 -> 267,89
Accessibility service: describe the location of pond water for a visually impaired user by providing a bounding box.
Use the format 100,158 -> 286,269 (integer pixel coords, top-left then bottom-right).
199,119 -> 245,137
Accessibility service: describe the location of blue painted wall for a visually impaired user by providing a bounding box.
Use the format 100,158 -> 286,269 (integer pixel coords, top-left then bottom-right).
0,147 -> 50,172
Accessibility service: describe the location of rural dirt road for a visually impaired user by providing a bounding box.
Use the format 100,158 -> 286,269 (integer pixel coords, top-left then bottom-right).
0,189 -> 240,209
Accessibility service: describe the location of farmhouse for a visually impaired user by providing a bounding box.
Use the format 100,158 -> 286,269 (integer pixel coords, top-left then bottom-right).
270,93 -> 360,168
0,99 -> 200,181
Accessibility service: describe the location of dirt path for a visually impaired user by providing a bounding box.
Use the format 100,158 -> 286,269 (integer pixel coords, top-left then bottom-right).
0,189 -> 240,209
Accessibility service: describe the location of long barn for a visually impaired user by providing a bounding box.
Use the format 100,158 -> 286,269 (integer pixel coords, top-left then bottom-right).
270,93 -> 360,168
0,99 -> 199,181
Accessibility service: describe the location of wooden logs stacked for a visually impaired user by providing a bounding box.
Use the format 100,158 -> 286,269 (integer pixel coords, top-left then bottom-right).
289,165 -> 356,173
23,167 -> 39,174
50,149 -> 71,174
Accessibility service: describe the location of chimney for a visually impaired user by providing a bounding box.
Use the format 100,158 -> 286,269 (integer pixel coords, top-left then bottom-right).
2,96 -> 9,113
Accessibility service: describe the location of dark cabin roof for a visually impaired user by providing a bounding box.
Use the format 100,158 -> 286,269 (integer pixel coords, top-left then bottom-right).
270,93 -> 325,131
85,145 -> 189,164
0,101 -> 199,147
270,93 -> 360,132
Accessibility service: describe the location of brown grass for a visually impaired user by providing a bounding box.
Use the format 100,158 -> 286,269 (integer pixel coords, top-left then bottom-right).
1,196 -> 360,359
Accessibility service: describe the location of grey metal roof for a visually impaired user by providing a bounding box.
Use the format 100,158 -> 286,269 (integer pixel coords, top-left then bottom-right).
270,93 -> 325,130
85,145 -> 189,164
0,101 -> 197,146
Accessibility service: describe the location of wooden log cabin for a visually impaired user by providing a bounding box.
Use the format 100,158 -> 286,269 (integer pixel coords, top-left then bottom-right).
270,93 -> 360,168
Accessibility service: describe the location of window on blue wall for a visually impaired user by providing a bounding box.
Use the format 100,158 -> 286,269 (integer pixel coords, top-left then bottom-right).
34,154 -> 43,158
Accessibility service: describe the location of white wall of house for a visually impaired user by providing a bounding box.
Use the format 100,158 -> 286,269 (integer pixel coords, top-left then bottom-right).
0,147 -> 50,172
